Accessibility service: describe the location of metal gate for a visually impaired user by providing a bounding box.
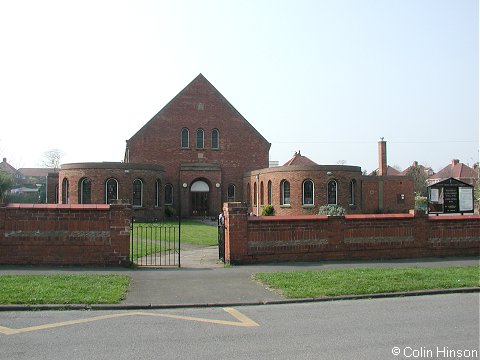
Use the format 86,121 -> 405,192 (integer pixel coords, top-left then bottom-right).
130,218 -> 180,267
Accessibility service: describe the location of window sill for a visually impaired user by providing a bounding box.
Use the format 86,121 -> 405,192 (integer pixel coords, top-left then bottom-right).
280,205 -> 291,208
302,204 -> 315,209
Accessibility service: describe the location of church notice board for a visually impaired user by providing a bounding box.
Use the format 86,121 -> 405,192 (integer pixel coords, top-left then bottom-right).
428,177 -> 474,214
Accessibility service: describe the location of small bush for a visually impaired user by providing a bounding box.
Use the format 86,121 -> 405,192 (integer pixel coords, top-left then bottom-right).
261,205 -> 275,216
165,205 -> 176,218
318,205 -> 346,216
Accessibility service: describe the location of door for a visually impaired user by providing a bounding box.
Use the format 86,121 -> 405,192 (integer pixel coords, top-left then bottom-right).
192,192 -> 208,216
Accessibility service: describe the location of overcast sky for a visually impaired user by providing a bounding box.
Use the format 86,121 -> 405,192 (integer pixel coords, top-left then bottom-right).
0,0 -> 478,173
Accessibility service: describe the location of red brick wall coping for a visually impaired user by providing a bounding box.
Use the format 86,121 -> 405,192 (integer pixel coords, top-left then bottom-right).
248,215 -> 329,221
6,204 -> 111,210
428,215 -> 480,221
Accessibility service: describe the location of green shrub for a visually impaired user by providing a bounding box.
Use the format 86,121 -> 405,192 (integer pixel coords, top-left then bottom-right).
318,204 -> 346,216
261,204 -> 275,216
165,205 -> 176,218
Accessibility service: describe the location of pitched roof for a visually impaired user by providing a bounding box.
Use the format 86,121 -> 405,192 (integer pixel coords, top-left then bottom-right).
17,168 -> 55,177
0,158 -> 16,175
368,165 -> 401,176
428,160 -> 478,184
128,73 -> 270,147
399,161 -> 434,176
283,151 -> 318,166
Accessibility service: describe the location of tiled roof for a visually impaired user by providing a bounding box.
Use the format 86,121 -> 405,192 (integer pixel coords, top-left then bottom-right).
283,151 -> 318,166
0,158 -> 17,175
17,168 -> 56,177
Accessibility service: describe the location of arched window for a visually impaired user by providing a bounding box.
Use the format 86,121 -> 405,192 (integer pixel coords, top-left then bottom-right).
227,184 -> 235,202
267,180 -> 272,205
165,184 -> 173,205
181,128 -> 189,148
133,179 -> 143,207
211,128 -> 219,149
260,181 -> 264,205
280,180 -> 290,205
79,178 -> 92,204
246,183 -> 251,206
349,179 -> 356,205
196,128 -> 204,149
253,182 -> 257,206
105,178 -> 118,204
155,180 -> 161,207
327,180 -> 337,205
302,179 -> 314,205
61,178 -> 69,204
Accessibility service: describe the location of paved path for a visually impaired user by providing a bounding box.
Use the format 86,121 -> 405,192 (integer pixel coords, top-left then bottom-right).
0,249 -> 478,308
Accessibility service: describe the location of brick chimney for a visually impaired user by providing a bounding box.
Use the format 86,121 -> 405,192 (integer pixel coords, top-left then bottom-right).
2,158 -> 6,163
378,138 -> 387,176
451,159 -> 459,166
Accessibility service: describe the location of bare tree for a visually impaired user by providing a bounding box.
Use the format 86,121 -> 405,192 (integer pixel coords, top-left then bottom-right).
42,149 -> 64,170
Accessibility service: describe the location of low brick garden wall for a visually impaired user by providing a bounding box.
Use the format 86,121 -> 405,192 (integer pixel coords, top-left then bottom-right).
0,203 -> 131,266
223,203 -> 480,264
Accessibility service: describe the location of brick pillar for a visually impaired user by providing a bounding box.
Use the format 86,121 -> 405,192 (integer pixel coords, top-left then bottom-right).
223,202 -> 248,264
109,203 -> 132,266
0,203 -> 5,242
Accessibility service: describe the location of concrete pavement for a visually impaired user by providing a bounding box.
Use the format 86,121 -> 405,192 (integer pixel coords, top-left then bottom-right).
0,247 -> 478,309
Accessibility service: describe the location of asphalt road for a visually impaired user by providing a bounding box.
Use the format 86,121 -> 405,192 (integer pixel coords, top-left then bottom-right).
0,293 -> 478,360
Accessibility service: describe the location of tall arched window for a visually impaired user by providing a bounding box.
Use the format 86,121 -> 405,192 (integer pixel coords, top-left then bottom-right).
165,184 -> 173,205
181,128 -> 189,148
253,182 -> 257,206
211,128 -> 219,149
133,179 -> 143,207
302,179 -> 314,205
155,180 -> 161,207
349,179 -> 356,205
79,178 -> 91,204
267,180 -> 272,205
105,178 -> 118,204
246,183 -> 251,206
196,128 -> 204,149
260,181 -> 264,205
61,178 -> 69,204
327,180 -> 337,205
227,184 -> 235,202
280,180 -> 290,205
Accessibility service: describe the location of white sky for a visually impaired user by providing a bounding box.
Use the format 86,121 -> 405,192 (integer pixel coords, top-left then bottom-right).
0,0 -> 478,173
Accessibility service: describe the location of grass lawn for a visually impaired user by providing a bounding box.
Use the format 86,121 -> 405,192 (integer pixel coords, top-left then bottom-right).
0,275 -> 130,305
253,266 -> 480,299
130,220 -> 217,260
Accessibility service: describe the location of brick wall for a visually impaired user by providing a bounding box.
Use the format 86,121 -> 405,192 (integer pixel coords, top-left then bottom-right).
0,203 -> 132,266
243,168 -> 414,216
223,203 -> 480,264
126,74 -> 271,217
59,162 -> 165,220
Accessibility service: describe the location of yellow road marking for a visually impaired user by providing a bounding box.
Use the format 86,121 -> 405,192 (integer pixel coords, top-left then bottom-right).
0,307 -> 259,336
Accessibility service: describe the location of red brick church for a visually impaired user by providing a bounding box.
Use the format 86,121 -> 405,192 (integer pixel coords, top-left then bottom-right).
58,74 -> 413,218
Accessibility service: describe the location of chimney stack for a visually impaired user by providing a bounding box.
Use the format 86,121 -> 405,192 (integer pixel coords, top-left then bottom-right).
378,138 -> 387,176
2,158 -> 6,163
452,159 -> 460,166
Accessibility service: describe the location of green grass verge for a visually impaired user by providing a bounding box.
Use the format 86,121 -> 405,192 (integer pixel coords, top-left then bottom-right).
132,220 -> 217,247
253,266 -> 480,298
0,275 -> 131,305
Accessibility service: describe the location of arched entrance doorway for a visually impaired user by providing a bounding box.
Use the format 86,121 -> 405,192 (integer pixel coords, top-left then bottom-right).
191,180 -> 209,216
